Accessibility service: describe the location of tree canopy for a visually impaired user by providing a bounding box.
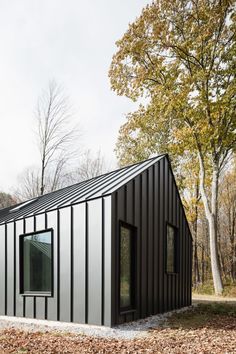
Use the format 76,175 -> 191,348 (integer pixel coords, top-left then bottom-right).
110,0 -> 236,166
109,0 -> 236,295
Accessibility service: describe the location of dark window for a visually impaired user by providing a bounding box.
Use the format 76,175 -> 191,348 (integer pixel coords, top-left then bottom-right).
166,224 -> 177,273
119,223 -> 136,311
20,230 -> 53,294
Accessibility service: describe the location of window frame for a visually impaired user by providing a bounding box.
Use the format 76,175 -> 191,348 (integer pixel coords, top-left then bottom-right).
165,222 -> 178,275
118,221 -> 137,314
19,228 -> 54,297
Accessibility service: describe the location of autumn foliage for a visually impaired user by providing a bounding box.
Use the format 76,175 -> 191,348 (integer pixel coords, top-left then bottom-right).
109,0 -> 236,295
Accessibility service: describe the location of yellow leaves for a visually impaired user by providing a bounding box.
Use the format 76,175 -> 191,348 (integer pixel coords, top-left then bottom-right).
110,0 -> 235,100
171,126 -> 195,153
110,0 -> 236,195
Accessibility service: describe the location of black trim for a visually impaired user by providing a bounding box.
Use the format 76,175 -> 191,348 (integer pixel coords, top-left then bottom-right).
22,219 -> 26,317
4,223 -> 7,315
146,169 -> 149,315
118,221 -> 137,314
139,174 -> 142,318
165,222 -> 179,274
70,206 -> 74,322
120,309 -> 136,315
13,222 -> 16,316
45,213 -> 48,320
85,202 -> 88,324
57,209 -> 60,321
33,296 -> 36,318
33,216 -> 36,319
101,198 -> 105,325
19,228 -> 54,297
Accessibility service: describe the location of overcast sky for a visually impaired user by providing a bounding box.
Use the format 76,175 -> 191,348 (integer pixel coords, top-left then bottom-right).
0,0 -> 150,193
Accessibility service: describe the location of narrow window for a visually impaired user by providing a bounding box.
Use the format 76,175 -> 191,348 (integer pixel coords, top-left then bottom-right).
20,230 -> 53,294
119,223 -> 136,311
166,224 -> 177,273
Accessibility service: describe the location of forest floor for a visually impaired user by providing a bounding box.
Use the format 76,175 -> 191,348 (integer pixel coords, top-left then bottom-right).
0,302 -> 235,353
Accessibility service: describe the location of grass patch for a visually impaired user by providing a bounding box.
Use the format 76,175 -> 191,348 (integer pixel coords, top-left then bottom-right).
167,303 -> 236,329
196,302 -> 236,315
193,280 -> 236,297
193,281 -> 215,295
222,281 -> 236,297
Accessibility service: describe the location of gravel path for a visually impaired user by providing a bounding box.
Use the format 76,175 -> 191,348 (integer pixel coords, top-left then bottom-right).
0,306 -> 192,340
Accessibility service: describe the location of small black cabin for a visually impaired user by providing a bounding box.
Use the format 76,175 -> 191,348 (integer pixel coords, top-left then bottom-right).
0,155 -> 192,326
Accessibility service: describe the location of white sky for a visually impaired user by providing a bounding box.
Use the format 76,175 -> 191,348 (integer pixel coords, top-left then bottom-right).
0,0 -> 150,193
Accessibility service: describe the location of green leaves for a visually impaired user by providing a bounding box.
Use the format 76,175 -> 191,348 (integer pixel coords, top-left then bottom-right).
109,0 -> 236,170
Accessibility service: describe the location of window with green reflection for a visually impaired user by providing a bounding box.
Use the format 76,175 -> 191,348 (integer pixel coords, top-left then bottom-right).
120,224 -> 136,311
20,230 -> 53,294
166,224 -> 177,273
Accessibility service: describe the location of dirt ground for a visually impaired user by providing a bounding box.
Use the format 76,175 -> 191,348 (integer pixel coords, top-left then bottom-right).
0,302 -> 235,353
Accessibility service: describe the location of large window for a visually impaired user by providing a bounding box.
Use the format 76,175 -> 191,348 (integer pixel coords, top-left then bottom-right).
20,230 -> 53,295
119,223 -> 136,311
166,223 -> 178,273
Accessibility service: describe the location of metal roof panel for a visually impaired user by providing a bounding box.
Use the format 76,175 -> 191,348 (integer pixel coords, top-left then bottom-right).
0,154 -> 166,224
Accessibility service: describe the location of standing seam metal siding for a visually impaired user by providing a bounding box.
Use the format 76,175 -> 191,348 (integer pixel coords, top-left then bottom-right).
112,156 -> 192,325
0,155 -> 192,327
0,196 -> 112,326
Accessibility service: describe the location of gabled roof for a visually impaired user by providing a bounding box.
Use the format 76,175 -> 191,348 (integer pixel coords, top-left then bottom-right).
0,154 -> 165,224
0,206 -> 14,219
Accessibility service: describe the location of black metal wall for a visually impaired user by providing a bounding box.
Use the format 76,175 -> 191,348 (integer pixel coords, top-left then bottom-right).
0,196 -> 112,326
111,156 -> 192,325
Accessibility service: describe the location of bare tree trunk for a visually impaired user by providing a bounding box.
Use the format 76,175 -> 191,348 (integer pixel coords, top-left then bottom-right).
218,230 -> 226,280
234,244 -> 236,281
40,158 -> 45,196
193,182 -> 200,287
205,222 -> 211,281
230,208 -> 236,280
198,152 -> 223,295
208,214 -> 223,293
230,229 -> 236,281
194,238 -> 200,286
201,245 -> 205,284
210,166 -> 223,293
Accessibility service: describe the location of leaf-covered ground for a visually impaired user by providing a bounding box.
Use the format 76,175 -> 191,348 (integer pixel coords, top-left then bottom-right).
0,303 -> 235,353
